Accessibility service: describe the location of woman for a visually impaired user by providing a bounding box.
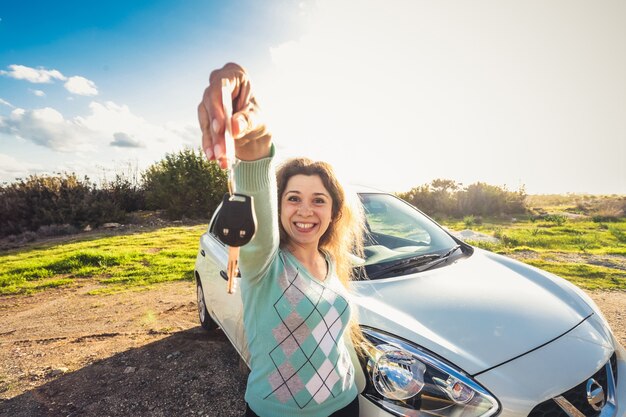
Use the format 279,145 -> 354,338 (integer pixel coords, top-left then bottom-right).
198,63 -> 364,417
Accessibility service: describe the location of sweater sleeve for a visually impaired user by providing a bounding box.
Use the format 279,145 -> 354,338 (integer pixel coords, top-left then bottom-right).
232,145 -> 279,284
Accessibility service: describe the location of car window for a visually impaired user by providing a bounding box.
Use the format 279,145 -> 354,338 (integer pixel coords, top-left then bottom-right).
208,202 -> 225,246
363,196 -> 431,244
358,193 -> 458,268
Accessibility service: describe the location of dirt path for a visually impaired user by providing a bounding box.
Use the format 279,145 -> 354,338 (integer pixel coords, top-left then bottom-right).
0,281 -> 624,417
0,282 -> 248,417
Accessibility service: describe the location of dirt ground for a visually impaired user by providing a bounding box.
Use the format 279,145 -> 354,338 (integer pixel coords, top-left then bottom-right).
0,282 -> 247,417
0,281 -> 625,417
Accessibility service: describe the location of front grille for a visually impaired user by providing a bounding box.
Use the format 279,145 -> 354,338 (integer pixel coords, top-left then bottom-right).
528,352 -> 616,417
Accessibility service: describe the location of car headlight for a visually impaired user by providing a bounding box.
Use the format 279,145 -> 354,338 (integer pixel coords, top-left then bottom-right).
361,328 -> 500,417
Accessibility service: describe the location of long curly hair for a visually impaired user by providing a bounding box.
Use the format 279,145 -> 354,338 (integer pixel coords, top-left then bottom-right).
276,158 -> 369,355
276,158 -> 364,286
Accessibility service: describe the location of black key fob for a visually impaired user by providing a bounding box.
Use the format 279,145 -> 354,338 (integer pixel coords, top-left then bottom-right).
213,193 -> 257,247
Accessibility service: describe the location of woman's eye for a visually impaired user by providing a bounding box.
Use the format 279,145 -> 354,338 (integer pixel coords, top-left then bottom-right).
287,196 -> 300,202
314,198 -> 327,205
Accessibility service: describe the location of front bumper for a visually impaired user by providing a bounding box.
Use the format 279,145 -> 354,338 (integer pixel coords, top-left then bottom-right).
357,314 -> 625,417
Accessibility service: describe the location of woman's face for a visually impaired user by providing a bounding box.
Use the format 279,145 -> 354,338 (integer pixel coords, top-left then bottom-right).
280,174 -> 333,250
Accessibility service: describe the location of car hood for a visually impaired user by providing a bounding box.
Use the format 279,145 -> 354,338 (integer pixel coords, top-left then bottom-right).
351,249 -> 596,375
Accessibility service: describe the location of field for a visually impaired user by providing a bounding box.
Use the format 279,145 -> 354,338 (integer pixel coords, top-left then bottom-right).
0,225 -> 205,296
0,198 -> 624,415
440,214 -> 626,290
1,194 -> 625,295
438,194 -> 626,290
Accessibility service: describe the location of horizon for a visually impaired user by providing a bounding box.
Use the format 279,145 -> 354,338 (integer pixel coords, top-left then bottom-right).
1,0 -> 625,195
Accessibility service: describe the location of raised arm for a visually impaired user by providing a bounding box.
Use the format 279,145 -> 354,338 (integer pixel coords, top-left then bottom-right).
198,63 -> 277,283
232,151 -> 280,282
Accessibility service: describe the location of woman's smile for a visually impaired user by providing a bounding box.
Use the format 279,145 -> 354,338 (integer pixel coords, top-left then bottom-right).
280,174 -> 333,249
294,222 -> 316,231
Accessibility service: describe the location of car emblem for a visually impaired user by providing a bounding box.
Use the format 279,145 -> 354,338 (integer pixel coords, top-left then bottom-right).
586,378 -> 605,411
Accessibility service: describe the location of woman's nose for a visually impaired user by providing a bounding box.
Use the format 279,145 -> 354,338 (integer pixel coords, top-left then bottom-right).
297,204 -> 313,216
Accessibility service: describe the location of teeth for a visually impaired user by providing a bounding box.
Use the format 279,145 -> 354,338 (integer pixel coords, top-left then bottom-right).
295,222 -> 314,229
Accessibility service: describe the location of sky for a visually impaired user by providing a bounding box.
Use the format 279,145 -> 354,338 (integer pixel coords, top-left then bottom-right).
1,0 -> 625,195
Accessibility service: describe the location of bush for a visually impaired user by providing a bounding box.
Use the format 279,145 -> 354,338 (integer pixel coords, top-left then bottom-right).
463,215 -> 476,228
101,174 -> 146,213
142,148 -> 227,220
397,179 -> 461,217
398,179 -> 527,218
0,173 -> 127,237
37,224 -> 80,237
609,227 -> 626,243
544,214 -> 566,226
397,184 -> 438,216
457,182 -> 526,217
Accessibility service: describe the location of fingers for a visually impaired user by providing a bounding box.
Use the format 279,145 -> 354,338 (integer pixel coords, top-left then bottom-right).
200,81 -> 226,162
199,63 -> 252,166
198,102 -> 213,160
198,63 -> 271,166
232,109 -> 255,139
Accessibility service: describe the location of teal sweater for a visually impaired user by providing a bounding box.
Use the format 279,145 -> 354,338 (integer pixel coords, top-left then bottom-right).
233,149 -> 358,417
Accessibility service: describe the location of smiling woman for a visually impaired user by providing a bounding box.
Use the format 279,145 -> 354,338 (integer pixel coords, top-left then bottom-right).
197,63 -> 367,417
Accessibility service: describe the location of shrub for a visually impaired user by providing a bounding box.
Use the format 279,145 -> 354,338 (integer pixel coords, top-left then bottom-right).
0,173 -> 127,237
463,215 -> 475,228
397,184 -> 438,216
592,215 -> 619,223
399,179 -> 527,218
544,214 -> 566,226
457,182 -> 526,217
37,224 -> 80,237
21,231 -> 38,243
142,148 -> 227,220
609,227 -> 626,243
397,179 -> 462,217
101,174 -> 146,213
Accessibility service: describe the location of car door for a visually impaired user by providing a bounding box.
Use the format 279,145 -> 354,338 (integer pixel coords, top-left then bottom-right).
198,226 -> 249,362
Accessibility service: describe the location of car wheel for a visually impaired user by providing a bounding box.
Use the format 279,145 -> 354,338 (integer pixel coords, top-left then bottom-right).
196,278 -> 217,331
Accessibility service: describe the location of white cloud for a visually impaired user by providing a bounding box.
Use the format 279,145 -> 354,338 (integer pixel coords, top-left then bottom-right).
111,132 -> 144,148
0,64 -> 66,83
0,153 -> 43,179
77,101 -> 196,148
1,64 -> 99,96
0,98 -> 14,108
64,76 -> 98,96
0,107 -> 93,152
29,89 -> 46,97
0,100 -> 197,159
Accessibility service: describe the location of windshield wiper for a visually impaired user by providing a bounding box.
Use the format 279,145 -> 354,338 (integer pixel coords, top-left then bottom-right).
418,245 -> 462,273
368,245 -> 462,279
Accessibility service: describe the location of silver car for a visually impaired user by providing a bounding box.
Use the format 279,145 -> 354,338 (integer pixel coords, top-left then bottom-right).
195,190 -> 625,417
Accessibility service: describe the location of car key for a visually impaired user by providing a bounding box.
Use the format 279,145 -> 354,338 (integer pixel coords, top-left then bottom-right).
212,79 -> 257,294
214,193 -> 257,246
214,193 -> 257,292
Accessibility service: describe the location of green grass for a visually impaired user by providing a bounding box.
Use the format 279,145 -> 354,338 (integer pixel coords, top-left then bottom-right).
0,226 -> 205,295
521,260 -> 625,290
442,216 -> 626,255
441,214 -> 626,290
2,213 -> 624,295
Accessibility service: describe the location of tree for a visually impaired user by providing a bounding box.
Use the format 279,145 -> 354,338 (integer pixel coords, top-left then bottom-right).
142,148 -> 228,219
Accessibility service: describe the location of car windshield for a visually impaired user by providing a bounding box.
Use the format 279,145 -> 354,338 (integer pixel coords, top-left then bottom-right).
358,193 -> 462,279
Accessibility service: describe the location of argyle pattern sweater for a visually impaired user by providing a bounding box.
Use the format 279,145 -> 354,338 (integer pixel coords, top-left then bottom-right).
233,149 -> 358,417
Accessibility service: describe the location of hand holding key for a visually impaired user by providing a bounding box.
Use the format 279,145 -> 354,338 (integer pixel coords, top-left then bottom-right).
206,72 -> 261,294
198,63 -> 270,293
197,63 -> 272,168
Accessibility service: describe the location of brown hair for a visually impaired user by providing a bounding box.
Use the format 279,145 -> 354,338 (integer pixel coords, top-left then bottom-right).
276,158 -> 369,355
